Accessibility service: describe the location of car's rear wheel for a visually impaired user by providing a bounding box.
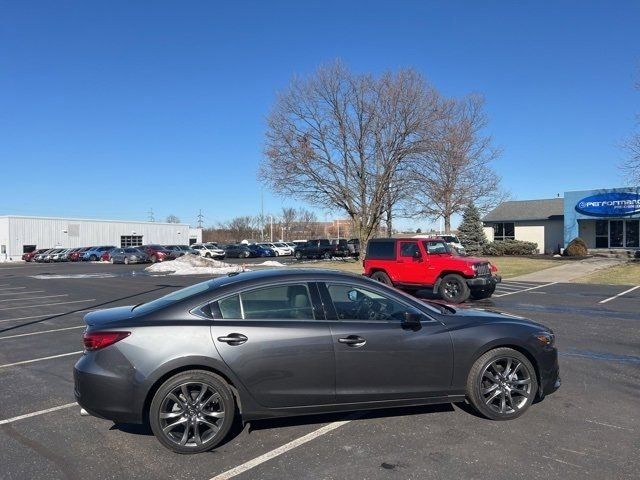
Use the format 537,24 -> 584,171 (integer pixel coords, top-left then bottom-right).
150,370 -> 235,454
294,251 -> 303,260
466,347 -> 537,421
90,254 -> 97,261
438,274 -> 470,303
370,271 -> 393,286
323,251 -> 332,260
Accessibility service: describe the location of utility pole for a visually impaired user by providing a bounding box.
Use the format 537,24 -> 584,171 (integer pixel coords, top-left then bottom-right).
260,190 -> 265,241
269,215 -> 273,242
148,208 -> 155,222
197,209 -> 204,229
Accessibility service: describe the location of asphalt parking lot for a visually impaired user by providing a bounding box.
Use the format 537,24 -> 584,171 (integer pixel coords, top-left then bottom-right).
0,261 -> 638,480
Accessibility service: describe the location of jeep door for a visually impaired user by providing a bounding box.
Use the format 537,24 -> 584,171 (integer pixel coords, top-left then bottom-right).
319,282 -> 453,403
394,240 -> 430,285
209,282 -> 336,408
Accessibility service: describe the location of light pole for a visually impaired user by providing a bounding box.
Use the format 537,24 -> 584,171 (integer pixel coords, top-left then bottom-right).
269,215 -> 273,242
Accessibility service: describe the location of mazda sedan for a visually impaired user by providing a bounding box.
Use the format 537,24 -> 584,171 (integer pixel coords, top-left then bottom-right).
74,269 -> 560,454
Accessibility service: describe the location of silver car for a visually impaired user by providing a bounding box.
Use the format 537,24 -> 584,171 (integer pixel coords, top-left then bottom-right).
109,247 -> 148,264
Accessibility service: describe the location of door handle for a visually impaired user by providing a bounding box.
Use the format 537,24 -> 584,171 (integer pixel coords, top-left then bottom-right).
217,333 -> 248,345
338,335 -> 366,347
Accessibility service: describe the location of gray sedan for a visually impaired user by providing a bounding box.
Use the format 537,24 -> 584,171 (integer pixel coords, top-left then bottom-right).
74,269 -> 560,454
109,247 -> 148,264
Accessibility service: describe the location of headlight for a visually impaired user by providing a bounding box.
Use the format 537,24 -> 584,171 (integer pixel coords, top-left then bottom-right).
534,331 -> 555,346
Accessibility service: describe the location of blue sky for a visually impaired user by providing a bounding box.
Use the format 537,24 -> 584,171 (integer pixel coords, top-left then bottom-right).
1,1 -> 639,230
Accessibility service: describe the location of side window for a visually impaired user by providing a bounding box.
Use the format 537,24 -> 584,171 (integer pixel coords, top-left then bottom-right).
326,284 -> 418,322
241,284 -> 314,320
215,295 -> 242,319
399,242 -> 420,257
424,241 -> 447,254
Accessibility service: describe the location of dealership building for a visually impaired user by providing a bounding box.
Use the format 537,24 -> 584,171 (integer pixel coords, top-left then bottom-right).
483,187 -> 640,254
0,215 -> 202,260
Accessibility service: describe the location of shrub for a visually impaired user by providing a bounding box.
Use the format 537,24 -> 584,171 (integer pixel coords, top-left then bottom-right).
482,239 -> 538,256
564,237 -> 588,257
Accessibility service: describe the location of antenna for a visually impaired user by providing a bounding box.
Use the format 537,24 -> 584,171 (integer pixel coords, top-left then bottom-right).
148,208 -> 155,222
197,209 -> 204,228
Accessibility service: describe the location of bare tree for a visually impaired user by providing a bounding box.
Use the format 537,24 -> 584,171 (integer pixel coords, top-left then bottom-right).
261,61 -> 441,248
280,207 -> 297,241
406,94 -> 505,233
225,216 -> 254,242
621,76 -> 640,185
165,214 -> 181,224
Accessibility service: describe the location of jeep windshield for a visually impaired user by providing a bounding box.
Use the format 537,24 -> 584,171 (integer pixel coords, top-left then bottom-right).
422,240 -> 450,254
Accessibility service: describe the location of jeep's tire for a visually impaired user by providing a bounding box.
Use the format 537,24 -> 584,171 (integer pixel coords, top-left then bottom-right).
470,285 -> 496,300
371,271 -> 393,286
438,274 -> 470,303
149,370 -> 235,454
466,347 -> 537,420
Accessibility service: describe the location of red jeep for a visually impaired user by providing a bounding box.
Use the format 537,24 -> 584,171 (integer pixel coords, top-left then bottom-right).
363,237 -> 501,303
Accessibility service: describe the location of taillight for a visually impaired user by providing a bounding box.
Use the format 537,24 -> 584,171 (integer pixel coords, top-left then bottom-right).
83,331 -> 130,351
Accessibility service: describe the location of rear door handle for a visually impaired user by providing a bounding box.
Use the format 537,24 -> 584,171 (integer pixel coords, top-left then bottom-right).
338,335 -> 366,347
217,333 -> 248,345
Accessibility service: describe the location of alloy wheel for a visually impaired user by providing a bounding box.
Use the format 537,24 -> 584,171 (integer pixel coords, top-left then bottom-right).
158,382 -> 225,448
480,357 -> 532,415
444,280 -> 461,298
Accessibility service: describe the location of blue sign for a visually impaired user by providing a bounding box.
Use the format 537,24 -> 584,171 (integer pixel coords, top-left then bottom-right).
575,192 -> 640,217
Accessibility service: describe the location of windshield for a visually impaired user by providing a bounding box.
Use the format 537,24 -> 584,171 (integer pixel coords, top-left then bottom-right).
133,282 -> 213,315
422,240 -> 450,254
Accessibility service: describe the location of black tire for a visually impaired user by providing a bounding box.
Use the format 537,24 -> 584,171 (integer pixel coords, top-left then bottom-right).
109,257 -> 114,264
90,254 -> 97,261
438,274 -> 470,303
149,370 -> 236,454
124,257 -> 129,265
205,253 -> 211,258
322,251 -> 332,260
370,271 -> 393,286
150,255 -> 157,263
295,251 -> 303,260
466,347 -> 538,421
470,285 -> 496,300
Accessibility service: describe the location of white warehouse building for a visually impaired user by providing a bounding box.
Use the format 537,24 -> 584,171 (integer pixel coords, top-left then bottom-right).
0,215 -> 202,260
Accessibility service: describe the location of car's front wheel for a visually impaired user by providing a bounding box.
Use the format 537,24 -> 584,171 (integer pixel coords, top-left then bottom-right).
294,251 -> 303,260
466,347 -> 537,421
149,370 -> 235,454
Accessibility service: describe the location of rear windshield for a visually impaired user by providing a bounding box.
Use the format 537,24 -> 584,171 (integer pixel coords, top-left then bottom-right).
133,282 -> 213,315
367,241 -> 395,259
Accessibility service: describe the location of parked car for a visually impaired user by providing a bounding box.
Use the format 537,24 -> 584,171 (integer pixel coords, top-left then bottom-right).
191,244 -> 226,259
224,244 -> 254,258
438,235 -> 466,256
100,247 -> 117,262
347,238 -> 360,257
258,242 -> 292,256
330,239 -> 352,257
52,248 -> 74,262
83,246 -> 116,262
166,245 -> 199,257
364,237 -> 501,303
34,249 -> 55,262
69,247 -> 91,262
74,268 -> 560,454
43,248 -> 65,262
294,239 -> 335,260
248,244 -> 276,257
109,247 -> 148,264
23,248 -> 49,262
142,245 -> 176,263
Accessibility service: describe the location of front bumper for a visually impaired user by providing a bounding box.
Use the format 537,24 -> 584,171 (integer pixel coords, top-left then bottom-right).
466,274 -> 502,287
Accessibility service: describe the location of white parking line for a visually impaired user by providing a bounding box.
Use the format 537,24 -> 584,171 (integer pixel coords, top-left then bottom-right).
0,325 -> 84,341
495,284 -> 529,291
598,286 -> 640,304
0,294 -> 68,303
0,402 -> 78,426
0,290 -> 45,296
500,281 -> 541,287
0,351 -> 83,369
493,282 -> 557,297
0,299 -> 95,311
209,420 -> 353,480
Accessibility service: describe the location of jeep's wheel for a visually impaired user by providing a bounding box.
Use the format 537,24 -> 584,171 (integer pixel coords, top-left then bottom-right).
470,285 -> 496,300
466,347 -> 537,420
371,271 -> 393,286
438,274 -> 470,303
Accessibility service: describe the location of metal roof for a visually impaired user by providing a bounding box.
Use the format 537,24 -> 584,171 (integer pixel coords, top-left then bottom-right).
482,198 -> 564,222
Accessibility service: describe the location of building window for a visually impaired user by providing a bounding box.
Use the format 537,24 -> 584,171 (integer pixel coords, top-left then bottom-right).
595,220 -> 608,248
493,223 -> 515,241
120,235 -> 143,248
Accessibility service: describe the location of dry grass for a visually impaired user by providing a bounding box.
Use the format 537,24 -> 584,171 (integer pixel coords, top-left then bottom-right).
575,262 -> 640,285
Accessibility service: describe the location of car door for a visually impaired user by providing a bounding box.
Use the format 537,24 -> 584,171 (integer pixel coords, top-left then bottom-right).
395,240 -> 428,285
319,282 -> 453,403
208,282 -> 336,408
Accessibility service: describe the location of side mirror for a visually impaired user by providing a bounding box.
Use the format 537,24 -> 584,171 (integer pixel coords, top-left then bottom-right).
402,311 -> 422,330
347,290 -> 359,302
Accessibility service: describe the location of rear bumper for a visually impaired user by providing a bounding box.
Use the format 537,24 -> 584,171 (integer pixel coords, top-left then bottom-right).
466,274 -> 501,288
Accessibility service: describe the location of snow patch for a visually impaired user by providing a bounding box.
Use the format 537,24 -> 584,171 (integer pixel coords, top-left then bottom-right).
254,260 -> 287,267
145,255 -> 244,275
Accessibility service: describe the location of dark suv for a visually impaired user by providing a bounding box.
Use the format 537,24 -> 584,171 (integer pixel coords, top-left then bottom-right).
294,239 -> 335,260
364,237 -> 501,303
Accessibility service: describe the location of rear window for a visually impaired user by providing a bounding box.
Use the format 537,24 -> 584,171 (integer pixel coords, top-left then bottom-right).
133,282 -> 212,315
366,241 -> 396,259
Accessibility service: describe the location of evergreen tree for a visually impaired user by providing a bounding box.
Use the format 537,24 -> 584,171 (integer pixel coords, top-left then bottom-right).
457,203 -> 488,255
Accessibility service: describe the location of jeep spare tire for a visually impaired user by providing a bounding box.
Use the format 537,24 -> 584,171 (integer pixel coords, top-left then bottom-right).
438,274 -> 470,303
